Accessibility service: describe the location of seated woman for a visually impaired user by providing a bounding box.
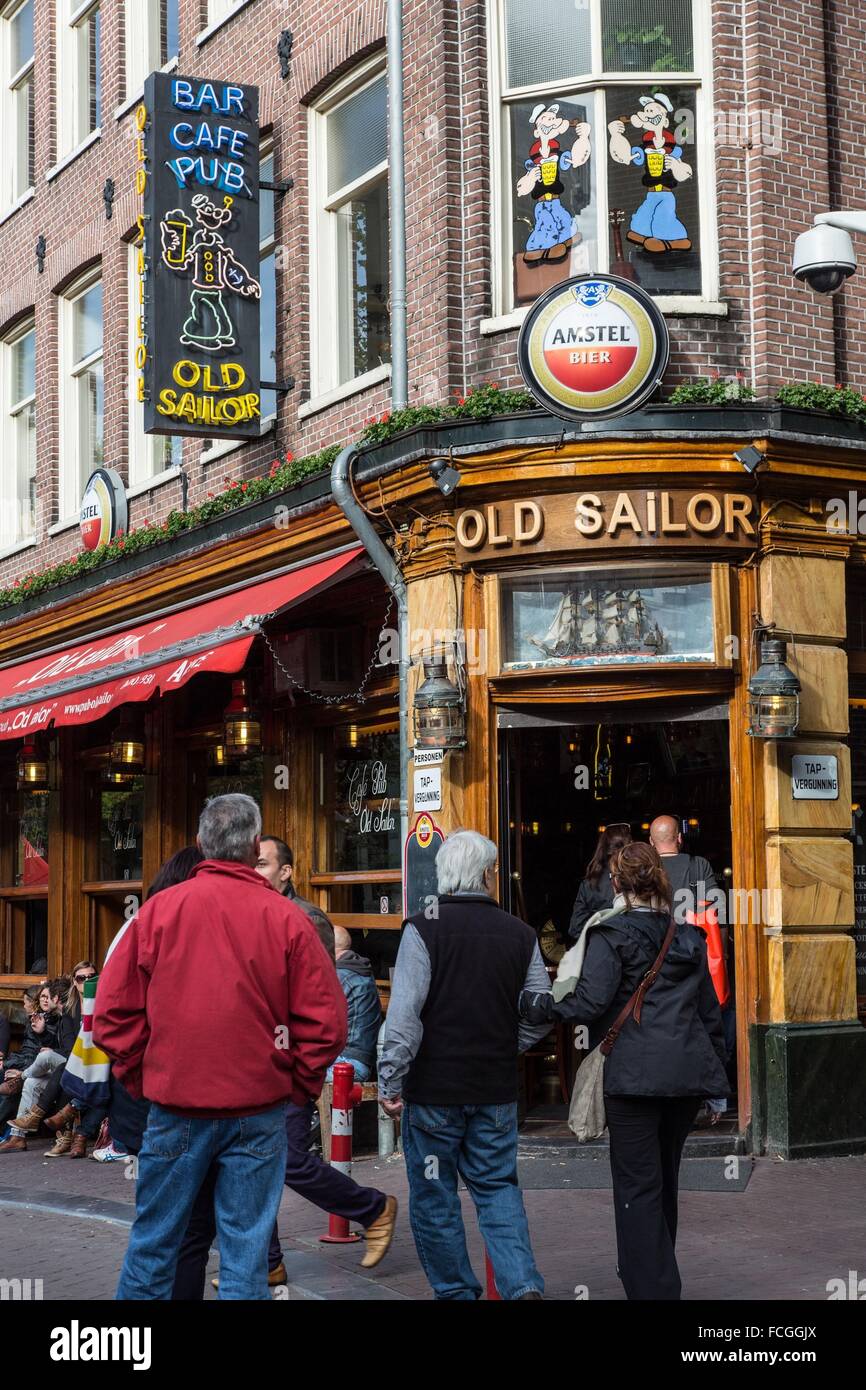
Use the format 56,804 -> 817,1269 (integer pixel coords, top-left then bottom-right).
0,980 -> 75,1152
568,822 -> 632,941
0,986 -> 43,1129
40,961 -> 101,1157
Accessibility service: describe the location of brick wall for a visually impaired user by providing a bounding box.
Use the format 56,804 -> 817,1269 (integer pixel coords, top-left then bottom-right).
0,0 -> 864,596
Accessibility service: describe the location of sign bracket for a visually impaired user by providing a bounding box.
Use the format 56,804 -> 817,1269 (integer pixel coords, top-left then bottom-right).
260,178 -> 294,196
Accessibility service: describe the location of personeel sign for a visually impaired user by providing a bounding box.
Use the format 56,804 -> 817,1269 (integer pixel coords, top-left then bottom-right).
137,73 -> 261,440
517,273 -> 669,422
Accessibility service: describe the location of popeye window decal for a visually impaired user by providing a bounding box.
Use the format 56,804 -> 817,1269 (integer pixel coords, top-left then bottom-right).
495,0 -> 708,311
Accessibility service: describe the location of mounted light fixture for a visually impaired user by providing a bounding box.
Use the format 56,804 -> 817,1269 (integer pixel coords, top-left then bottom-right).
429,456 -> 462,497
104,768 -> 134,786
209,742 -> 229,769
413,653 -> 466,750
17,736 -> 47,791
109,711 -> 145,775
747,636 -> 801,739
223,679 -> 261,756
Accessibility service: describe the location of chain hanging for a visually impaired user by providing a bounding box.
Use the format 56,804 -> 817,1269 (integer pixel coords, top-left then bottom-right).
256,593 -> 395,705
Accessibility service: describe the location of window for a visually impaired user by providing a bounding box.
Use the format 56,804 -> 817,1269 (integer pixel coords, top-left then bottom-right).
0,318 -> 36,547
308,60 -> 391,396
207,0 -> 241,24
0,0 -> 34,209
59,271 -> 103,519
491,0 -> 714,314
57,0 -> 101,159
124,0 -> 179,98
127,244 -> 181,484
500,565 -> 714,669
260,146 -> 277,421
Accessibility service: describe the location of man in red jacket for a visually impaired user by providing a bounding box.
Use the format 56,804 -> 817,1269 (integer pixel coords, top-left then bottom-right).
93,793 -> 347,1300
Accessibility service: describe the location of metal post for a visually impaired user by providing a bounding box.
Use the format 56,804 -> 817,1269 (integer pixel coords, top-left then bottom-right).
387,0 -> 408,410
320,1062 -> 363,1244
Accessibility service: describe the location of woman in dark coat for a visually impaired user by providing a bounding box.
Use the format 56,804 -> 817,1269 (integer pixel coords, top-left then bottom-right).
568,822 -> 632,940
522,841 -> 729,1301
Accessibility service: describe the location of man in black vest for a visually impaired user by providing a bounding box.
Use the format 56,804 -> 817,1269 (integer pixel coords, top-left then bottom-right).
378,829 -> 551,1299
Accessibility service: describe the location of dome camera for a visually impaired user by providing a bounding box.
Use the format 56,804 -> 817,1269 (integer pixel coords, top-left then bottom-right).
792,223 -> 856,294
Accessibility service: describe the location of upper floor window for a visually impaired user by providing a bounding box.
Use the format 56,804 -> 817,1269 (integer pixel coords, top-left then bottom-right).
260,145 -> 277,422
0,317 -> 36,548
127,244 -> 181,485
308,59 -> 391,397
490,0 -> 714,314
0,0 -> 34,209
124,0 -> 179,98
59,270 -> 103,519
57,0 -> 101,159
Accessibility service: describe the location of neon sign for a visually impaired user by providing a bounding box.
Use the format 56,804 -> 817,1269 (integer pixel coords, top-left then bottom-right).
140,72 -> 261,440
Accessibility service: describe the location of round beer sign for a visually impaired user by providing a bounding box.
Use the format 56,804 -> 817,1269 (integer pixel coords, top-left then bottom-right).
79,468 -> 128,551
517,274 -> 669,422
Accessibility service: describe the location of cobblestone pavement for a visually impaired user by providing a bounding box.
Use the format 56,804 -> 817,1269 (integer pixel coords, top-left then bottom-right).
0,1137 -> 863,1301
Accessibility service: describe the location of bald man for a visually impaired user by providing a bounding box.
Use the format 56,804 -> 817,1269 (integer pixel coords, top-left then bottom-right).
649,815 -> 719,918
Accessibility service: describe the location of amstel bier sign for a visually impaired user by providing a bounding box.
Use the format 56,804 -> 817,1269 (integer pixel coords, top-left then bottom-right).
517,273 -> 669,422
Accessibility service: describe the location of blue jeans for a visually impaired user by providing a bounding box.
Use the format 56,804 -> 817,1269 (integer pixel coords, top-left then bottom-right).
117,1101 -> 288,1301
402,1101 -> 543,1300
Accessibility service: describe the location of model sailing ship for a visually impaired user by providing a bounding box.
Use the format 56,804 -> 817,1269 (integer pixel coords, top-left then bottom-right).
528,586 -> 667,660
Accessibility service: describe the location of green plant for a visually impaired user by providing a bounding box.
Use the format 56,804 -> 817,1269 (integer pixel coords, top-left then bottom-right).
775,382 -> 866,421
667,377 -> 756,406
359,382 -> 536,445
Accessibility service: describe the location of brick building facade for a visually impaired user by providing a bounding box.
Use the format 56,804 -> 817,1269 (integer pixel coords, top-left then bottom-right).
0,0 -> 864,589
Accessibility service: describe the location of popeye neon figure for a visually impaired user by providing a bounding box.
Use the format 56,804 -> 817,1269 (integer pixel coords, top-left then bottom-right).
159,194 -> 261,352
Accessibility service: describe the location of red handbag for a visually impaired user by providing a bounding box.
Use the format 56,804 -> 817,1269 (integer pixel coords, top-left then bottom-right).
687,899 -> 730,1008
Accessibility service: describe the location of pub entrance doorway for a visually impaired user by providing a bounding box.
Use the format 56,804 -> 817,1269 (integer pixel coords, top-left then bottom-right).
498,701 -> 739,1139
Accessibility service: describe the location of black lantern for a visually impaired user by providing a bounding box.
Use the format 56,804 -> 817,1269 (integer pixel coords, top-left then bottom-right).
223,679 -> 261,756
109,711 -> 145,775
17,736 -> 47,791
413,655 -> 466,750
747,637 -> 801,739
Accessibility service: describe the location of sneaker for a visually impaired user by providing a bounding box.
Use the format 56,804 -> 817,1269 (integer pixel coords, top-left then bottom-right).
92,1140 -> 129,1163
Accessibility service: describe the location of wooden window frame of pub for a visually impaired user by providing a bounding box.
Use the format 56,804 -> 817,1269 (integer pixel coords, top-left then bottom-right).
0,747 -> 49,981
486,562 -> 735,684
485,0 -> 720,321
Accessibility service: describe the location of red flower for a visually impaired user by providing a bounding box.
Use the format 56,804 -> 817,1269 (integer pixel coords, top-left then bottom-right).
456,396 -> 466,406
284,452 -> 294,462
208,491 -> 214,498
241,482 -> 248,492
381,412 -> 391,423
488,382 -> 500,389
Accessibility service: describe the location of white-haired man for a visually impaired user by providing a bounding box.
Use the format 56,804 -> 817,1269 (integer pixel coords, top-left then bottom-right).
378,828 -> 551,1300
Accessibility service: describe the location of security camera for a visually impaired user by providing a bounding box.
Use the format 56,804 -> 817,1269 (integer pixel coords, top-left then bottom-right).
792,222 -> 856,294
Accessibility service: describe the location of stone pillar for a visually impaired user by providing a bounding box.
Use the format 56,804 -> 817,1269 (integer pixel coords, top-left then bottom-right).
756,549 -> 866,1155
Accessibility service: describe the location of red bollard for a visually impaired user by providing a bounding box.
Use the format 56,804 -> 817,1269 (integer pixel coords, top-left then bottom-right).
320,1061 -> 364,1244
485,1248 -> 501,1300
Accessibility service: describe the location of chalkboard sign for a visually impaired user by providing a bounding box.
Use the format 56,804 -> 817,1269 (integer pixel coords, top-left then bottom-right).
403,814 -> 445,920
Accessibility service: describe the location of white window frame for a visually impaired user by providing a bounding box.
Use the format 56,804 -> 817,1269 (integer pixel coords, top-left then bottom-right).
0,0 -> 34,213
123,0 -> 179,100
126,244 -> 182,489
0,315 -> 37,549
258,139 -> 278,428
56,0 -> 101,161
486,0 -> 719,321
58,267 -> 103,523
307,54 -> 390,400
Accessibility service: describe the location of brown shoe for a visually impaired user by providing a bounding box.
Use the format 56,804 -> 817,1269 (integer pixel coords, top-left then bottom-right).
361,1195 -> 398,1269
68,1131 -> 90,1159
45,1103 -> 77,1133
0,1075 -> 23,1097
11,1105 -> 45,1134
0,1135 -> 27,1153
46,1128 -> 74,1156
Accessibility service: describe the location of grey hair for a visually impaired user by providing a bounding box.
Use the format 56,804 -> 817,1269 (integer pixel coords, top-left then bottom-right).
198,793 -> 262,862
436,829 -> 498,896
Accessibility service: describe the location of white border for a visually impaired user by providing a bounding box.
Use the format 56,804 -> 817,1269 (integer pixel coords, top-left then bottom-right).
195,0 -> 256,48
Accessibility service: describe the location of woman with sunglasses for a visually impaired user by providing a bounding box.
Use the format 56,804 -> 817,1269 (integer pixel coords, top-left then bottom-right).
568,822 -> 633,941
39,962 -> 100,1156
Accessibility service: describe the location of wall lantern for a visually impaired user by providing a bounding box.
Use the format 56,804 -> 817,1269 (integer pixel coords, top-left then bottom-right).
223,679 -> 261,756
747,637 -> 801,739
413,654 -> 466,750
109,711 -> 145,775
209,742 -> 229,769
17,736 -> 47,791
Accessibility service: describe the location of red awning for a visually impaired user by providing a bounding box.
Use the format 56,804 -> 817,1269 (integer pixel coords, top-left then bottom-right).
0,547 -> 363,740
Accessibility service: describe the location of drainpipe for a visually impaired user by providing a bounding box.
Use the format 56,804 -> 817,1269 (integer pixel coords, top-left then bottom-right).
387,0 -> 408,409
331,444 -> 410,861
